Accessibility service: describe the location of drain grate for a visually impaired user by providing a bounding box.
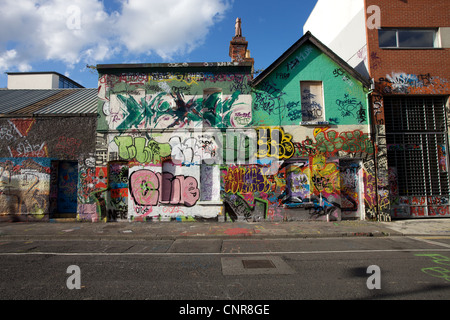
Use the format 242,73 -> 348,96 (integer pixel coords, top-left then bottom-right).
222,256 -> 295,275
242,259 -> 276,269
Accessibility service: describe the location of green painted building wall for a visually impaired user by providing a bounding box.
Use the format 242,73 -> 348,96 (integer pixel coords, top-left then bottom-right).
252,43 -> 369,127
224,38 -> 378,222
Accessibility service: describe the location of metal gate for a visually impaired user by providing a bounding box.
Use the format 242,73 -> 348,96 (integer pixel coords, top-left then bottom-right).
385,96 -> 450,218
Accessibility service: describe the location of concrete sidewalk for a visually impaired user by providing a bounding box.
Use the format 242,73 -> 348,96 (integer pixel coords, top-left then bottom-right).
0,218 -> 449,241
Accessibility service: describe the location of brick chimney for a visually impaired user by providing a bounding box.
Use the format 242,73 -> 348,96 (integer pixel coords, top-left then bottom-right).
229,18 -> 254,67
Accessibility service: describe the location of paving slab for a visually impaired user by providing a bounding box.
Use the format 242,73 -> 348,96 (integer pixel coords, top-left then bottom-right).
0,218 -> 449,241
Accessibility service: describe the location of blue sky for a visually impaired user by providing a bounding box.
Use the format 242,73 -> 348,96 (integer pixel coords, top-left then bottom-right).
0,0 -> 319,89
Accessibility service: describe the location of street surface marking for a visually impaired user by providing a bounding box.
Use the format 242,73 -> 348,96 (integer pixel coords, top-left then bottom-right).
409,236 -> 450,249
415,236 -> 450,240
0,248 -> 450,256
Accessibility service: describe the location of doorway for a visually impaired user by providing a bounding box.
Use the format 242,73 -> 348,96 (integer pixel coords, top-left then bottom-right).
56,161 -> 78,216
339,160 -> 363,219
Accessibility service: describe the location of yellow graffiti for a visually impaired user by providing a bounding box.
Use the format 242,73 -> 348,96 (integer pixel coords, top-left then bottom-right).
148,72 -> 203,86
256,127 -> 295,160
224,166 -> 271,194
308,155 -> 340,195
313,126 -> 330,138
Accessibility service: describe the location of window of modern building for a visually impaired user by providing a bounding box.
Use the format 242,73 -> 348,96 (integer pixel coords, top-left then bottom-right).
379,28 -> 438,48
300,81 -> 324,122
59,76 -> 81,88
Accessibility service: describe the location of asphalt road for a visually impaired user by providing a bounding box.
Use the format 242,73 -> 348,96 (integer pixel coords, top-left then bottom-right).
0,236 -> 449,305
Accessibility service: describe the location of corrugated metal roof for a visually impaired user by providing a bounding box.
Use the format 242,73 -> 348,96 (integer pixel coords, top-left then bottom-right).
0,88 -> 97,115
36,89 -> 97,114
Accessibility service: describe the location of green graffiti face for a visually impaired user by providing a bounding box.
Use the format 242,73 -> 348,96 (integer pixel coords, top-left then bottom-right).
115,90 -> 246,131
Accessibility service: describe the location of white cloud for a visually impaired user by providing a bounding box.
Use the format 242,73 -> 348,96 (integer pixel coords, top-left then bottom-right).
115,0 -> 230,59
0,0 -> 231,72
0,50 -> 32,72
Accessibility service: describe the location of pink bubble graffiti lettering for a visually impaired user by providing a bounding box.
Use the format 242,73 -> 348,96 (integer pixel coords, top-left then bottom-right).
129,169 -> 200,207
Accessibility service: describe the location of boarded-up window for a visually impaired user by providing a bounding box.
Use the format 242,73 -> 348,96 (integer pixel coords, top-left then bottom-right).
301,81 -> 324,122
200,164 -> 220,201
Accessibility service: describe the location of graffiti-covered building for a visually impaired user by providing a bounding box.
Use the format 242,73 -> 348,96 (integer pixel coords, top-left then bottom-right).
0,88 -> 98,222
94,27 -> 376,222
305,0 -> 450,219
239,31 -> 373,222
95,61 -> 254,222
0,20 -> 388,223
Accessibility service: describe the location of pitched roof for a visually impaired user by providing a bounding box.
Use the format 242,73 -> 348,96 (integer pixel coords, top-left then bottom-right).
0,88 -> 97,116
252,31 -> 371,88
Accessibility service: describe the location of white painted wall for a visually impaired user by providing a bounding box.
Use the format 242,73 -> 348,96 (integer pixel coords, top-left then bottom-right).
439,27 -> 450,48
303,0 -> 369,78
7,73 -> 60,89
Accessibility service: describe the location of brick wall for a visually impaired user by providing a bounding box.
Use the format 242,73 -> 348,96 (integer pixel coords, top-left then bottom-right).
365,0 -> 450,94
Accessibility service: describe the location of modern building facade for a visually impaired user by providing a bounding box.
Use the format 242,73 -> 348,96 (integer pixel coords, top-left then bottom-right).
6,72 -> 84,89
304,0 -> 450,219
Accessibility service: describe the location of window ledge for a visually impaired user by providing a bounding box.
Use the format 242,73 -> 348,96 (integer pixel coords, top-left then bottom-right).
197,200 -> 222,206
300,121 -> 329,126
380,47 -> 443,50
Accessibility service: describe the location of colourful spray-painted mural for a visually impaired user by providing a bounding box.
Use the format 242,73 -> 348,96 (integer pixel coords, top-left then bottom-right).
126,162 -> 210,221
0,116 -> 97,221
292,127 -> 374,158
94,63 -> 255,221
97,65 -> 254,133
377,72 -> 450,95
112,90 -> 249,131
0,158 -> 51,221
220,157 -> 346,222
92,35 -> 378,222
92,124 -> 377,221
247,36 -> 376,221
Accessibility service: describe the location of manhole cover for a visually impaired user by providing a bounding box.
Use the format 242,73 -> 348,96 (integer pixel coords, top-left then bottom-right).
242,259 -> 276,269
221,256 -> 295,275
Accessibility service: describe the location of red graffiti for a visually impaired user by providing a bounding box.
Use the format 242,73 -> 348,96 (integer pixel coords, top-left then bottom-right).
110,188 -> 128,199
428,206 -> 450,217
312,128 -> 374,156
410,206 -> 426,217
55,136 -> 81,159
